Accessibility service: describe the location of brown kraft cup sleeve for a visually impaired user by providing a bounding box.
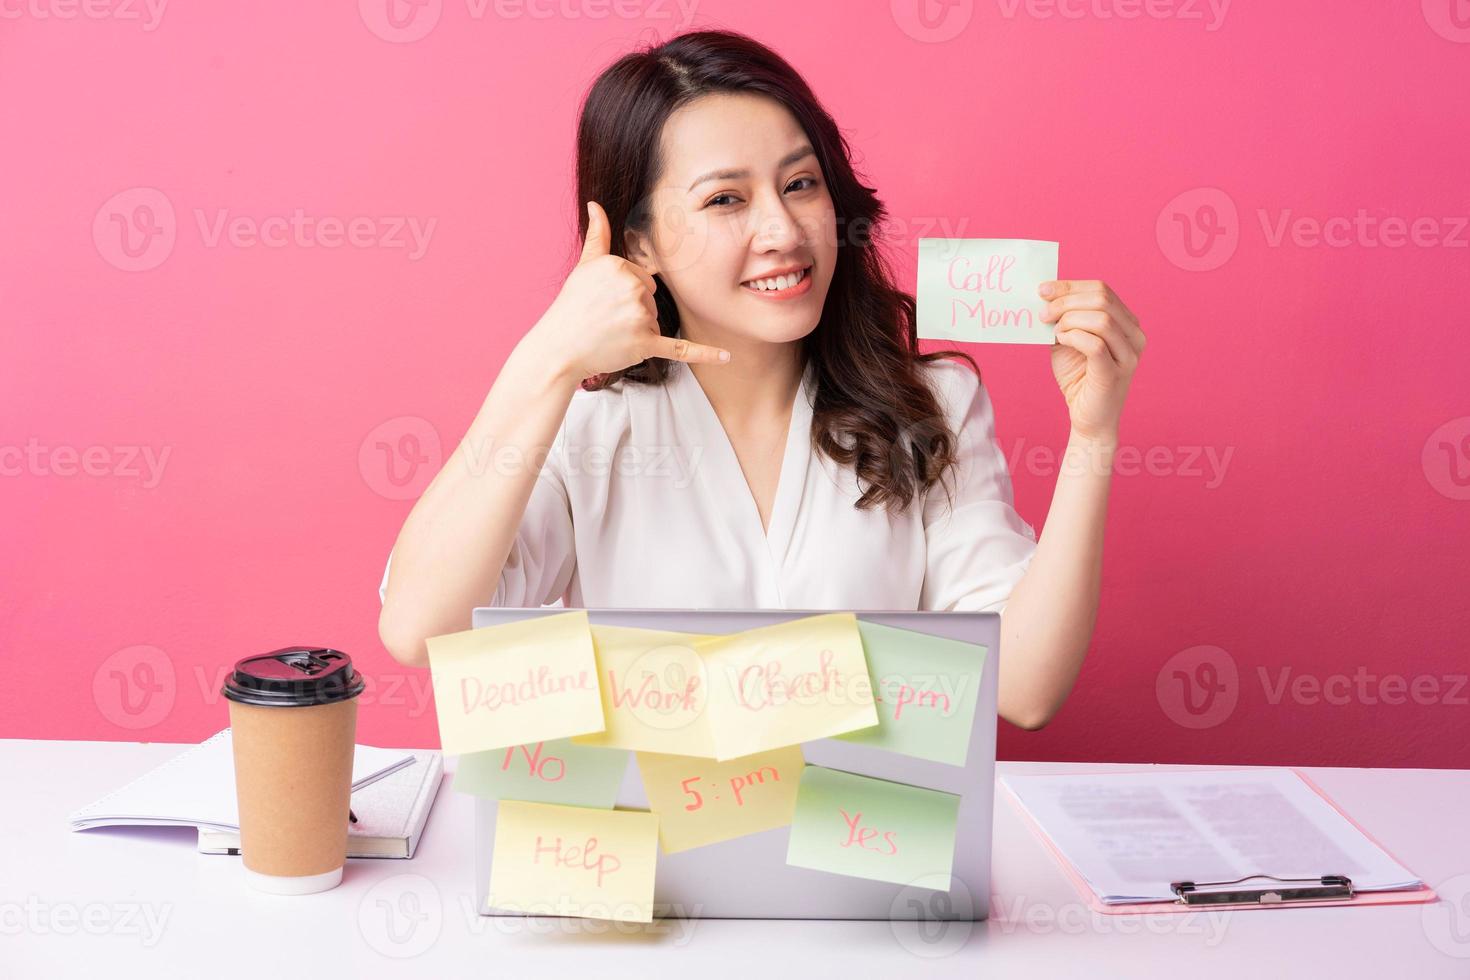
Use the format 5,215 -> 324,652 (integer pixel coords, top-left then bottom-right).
228,698 -> 357,877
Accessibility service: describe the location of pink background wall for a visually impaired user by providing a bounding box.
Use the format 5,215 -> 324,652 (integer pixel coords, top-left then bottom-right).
4,1 -> 1467,768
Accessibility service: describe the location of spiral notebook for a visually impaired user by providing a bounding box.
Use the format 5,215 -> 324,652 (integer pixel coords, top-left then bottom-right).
1000,767 -> 1437,913
68,729 -> 437,858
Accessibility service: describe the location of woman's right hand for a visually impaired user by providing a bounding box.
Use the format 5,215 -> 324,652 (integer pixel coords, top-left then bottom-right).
528,201 -> 730,382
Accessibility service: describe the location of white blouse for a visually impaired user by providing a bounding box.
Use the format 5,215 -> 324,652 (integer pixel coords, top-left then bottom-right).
378,354 -> 1037,615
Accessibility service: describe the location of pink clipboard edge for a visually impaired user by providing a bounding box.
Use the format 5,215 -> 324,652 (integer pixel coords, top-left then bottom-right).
997,767 -> 1438,916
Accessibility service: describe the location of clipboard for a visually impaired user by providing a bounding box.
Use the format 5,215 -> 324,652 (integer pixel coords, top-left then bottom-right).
1000,767 -> 1438,915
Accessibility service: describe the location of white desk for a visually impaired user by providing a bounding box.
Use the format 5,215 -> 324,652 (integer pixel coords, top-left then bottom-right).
7,739 -> 1470,978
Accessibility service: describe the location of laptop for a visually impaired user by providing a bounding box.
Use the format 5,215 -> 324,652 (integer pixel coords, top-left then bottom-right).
468,607 -> 1000,920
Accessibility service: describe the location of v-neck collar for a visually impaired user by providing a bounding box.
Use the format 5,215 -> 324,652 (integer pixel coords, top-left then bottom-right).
666,348 -> 815,573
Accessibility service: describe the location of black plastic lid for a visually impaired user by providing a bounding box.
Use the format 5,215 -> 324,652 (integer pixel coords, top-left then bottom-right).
221,647 -> 366,707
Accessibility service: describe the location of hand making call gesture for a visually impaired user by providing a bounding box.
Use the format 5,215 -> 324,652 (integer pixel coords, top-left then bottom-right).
529,201 -> 731,383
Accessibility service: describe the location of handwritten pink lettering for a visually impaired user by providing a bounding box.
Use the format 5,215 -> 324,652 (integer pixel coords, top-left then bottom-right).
839,808 -> 899,855
460,666 -> 593,714
947,253 -> 1015,293
736,649 -> 839,711
679,764 -> 785,810
501,742 -> 565,782
949,296 -> 1034,330
945,254 -> 1035,331
533,835 -> 621,886
892,684 -> 951,720
607,669 -> 700,712
730,765 -> 780,806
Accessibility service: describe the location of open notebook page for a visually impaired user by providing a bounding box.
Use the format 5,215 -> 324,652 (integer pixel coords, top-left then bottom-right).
69,729 -> 416,832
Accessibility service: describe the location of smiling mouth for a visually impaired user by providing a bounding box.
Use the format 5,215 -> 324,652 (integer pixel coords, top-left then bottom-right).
740,264 -> 812,294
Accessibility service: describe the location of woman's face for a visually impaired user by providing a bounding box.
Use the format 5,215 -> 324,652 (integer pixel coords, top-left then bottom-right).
625,92 -> 838,348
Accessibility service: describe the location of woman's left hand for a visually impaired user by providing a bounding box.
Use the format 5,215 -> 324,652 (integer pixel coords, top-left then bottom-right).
1040,279 -> 1146,443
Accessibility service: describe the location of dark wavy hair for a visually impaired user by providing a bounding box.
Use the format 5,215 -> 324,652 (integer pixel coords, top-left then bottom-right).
573,29 -> 978,513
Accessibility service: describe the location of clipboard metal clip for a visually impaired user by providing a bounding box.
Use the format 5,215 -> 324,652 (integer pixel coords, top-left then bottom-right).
1170,874 -> 1355,906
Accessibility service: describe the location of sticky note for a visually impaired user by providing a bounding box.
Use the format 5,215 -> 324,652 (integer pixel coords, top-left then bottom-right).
698,613 -> 879,761
487,801 -> 659,923
835,622 -> 986,767
786,766 -> 961,889
572,625 -> 717,757
453,739 -> 628,808
636,746 -> 804,854
917,238 -> 1059,345
426,610 -> 605,756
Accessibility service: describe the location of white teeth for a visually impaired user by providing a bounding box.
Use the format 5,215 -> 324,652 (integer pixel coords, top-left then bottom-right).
744,267 -> 806,291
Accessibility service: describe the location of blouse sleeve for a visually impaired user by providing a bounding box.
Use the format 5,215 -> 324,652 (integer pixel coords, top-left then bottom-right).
377,420 -> 577,610
919,360 -> 1039,614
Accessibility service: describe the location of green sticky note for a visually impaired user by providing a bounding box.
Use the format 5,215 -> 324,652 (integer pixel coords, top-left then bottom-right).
917,238 -> 1059,344
785,766 -> 961,889
835,621 -> 986,767
453,738 -> 628,808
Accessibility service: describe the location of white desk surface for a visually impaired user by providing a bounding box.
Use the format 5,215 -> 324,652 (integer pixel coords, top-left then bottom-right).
7,738 -> 1470,978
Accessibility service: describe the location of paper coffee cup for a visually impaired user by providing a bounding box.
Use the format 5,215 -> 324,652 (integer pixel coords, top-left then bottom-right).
222,647 -> 365,895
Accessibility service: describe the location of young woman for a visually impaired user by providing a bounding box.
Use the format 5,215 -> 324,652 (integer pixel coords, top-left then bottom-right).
378,29 -> 1144,730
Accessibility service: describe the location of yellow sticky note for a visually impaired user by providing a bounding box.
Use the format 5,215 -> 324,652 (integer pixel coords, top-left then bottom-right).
636,746 -> 804,854
698,613 -> 879,761
572,625 -> 717,757
487,801 -> 659,923
426,611 -> 605,756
